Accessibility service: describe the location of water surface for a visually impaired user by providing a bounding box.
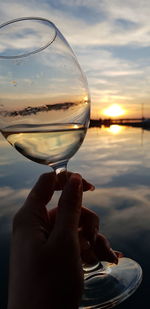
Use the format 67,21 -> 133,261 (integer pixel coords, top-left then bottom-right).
0,125 -> 150,308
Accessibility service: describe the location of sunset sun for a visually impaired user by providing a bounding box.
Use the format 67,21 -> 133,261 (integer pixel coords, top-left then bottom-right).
103,104 -> 126,117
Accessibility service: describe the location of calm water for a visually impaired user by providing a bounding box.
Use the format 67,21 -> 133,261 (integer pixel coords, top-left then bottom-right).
0,125 -> 150,308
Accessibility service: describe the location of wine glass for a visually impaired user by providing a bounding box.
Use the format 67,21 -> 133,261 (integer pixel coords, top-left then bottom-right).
0,17 -> 142,308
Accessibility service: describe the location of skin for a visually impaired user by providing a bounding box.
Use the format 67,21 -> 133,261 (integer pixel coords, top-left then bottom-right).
7,172 -> 121,309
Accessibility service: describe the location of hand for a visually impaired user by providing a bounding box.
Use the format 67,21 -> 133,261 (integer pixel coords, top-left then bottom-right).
7,172 -> 120,309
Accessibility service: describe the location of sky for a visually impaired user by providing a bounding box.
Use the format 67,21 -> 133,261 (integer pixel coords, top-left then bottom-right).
1,0 -> 150,119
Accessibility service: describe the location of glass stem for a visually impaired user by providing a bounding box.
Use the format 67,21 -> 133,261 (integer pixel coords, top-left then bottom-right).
52,160 -> 68,189
52,160 -> 68,174
83,261 -> 111,281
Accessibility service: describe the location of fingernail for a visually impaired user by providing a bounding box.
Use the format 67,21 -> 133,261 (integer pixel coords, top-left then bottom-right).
109,248 -> 118,264
114,251 -> 124,258
89,185 -> 95,191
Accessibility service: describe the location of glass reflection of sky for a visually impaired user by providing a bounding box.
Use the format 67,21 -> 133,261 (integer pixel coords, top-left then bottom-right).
0,19 -> 89,133
0,19 -> 56,57
1,126 -> 150,308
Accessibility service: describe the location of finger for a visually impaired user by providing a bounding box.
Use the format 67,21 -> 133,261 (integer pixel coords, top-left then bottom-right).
48,207 -> 57,231
13,173 -> 56,236
54,173 -> 83,232
55,171 -> 95,192
79,232 -> 98,265
48,205 -> 99,236
24,172 -> 56,211
114,251 -> 124,258
94,234 -> 118,264
79,207 -> 99,244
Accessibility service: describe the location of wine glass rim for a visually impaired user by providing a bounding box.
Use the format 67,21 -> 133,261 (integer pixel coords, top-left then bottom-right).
0,16 -> 57,59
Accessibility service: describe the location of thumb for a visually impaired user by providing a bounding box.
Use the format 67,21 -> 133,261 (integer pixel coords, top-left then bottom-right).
24,172 -> 56,211
55,173 -> 83,232
13,172 -> 56,234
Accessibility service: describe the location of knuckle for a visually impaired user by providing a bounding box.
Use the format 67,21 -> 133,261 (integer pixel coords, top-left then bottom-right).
98,233 -> 110,249
90,210 -> 100,228
81,206 -> 100,230
38,173 -> 48,182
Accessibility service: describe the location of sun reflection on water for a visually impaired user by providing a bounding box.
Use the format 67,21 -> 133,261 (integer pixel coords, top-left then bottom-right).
106,125 -> 124,135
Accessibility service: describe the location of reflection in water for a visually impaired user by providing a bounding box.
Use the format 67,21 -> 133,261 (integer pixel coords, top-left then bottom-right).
0,126 -> 150,308
105,124 -> 124,135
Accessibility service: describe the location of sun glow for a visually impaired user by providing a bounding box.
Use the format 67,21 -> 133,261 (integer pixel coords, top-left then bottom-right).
103,104 -> 126,117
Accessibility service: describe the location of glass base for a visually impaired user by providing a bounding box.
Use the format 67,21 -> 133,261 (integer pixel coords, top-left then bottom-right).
80,257 -> 142,309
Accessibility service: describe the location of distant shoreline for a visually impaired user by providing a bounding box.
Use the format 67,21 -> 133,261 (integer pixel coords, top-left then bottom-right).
90,118 -> 150,129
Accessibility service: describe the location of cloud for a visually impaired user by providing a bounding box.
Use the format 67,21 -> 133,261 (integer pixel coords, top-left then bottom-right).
0,0 -> 149,49
0,186 -> 29,219
48,0 -> 150,48
83,184 -> 150,249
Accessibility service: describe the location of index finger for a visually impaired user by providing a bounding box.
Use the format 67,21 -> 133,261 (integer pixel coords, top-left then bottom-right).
79,207 -> 99,244
55,171 -> 95,192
